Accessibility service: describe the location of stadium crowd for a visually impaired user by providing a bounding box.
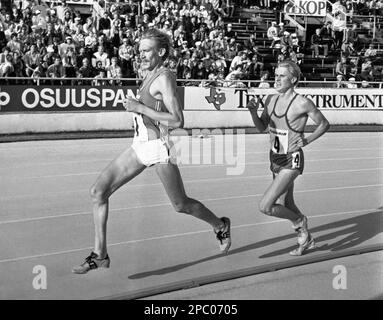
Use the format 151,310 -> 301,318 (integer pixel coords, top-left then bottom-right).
0,0 -> 382,87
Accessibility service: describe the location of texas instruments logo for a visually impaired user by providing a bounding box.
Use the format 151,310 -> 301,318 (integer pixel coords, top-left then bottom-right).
205,88 -> 226,110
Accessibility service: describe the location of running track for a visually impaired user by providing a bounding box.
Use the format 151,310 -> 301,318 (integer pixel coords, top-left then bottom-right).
0,132 -> 382,299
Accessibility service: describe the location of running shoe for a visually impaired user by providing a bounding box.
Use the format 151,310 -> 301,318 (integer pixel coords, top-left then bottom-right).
290,216 -> 315,256
215,217 -> 231,254
72,251 -> 110,274
289,234 -> 315,256
293,215 -> 309,245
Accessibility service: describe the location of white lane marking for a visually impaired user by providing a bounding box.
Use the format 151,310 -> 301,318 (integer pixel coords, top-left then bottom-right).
0,166 -> 382,201
1,156 -> 383,180
0,133 -> 381,151
0,147 -> 382,169
0,183 -> 382,225
0,208 -> 380,264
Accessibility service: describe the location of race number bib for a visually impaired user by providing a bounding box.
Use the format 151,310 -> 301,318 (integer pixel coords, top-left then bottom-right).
133,113 -> 149,142
291,151 -> 301,169
269,127 -> 289,154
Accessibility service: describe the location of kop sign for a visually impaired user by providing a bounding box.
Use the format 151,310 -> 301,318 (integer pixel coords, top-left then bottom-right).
284,0 -> 327,16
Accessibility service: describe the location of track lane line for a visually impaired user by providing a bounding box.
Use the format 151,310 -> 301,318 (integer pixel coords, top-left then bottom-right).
1,182 -> 382,224
0,208 -> 380,264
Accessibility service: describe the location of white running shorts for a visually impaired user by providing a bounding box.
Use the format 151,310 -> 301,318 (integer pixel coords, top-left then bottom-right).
132,138 -> 170,167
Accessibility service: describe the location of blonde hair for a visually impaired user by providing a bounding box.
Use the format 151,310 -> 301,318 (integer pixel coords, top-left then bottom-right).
277,60 -> 301,85
141,28 -> 173,61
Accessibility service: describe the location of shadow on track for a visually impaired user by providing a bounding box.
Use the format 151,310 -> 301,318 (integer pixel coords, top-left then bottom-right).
129,209 -> 383,279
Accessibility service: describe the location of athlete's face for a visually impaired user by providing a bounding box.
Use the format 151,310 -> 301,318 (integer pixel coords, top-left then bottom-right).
274,66 -> 295,93
139,38 -> 164,71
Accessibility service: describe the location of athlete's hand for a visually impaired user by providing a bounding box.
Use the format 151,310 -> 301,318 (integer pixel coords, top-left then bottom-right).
123,97 -> 141,113
247,97 -> 259,111
290,136 -> 309,152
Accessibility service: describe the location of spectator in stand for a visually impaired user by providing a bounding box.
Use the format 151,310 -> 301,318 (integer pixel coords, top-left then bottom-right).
360,57 -> 374,81
267,21 -> 280,49
54,0 -> 73,23
346,77 -> 358,88
247,54 -> 264,85
192,59 -> 207,79
118,37 -> 134,77
334,74 -> 347,88
62,55 -> 77,85
224,23 -> 236,39
43,23 -> 62,46
224,64 -> 247,87
7,33 -> 22,53
77,57 -> 94,85
93,69 -> 108,86
107,56 -> 122,85
132,55 -> 142,79
332,11 -> 346,50
92,45 -> 110,70
229,50 -> 249,72
98,11 -> 111,37
83,16 -> 96,35
46,56 -> 64,85
59,35 -> 76,58
311,28 -> 328,58
335,56 -> 349,80
258,70 -> 270,88
361,80 -> 372,88
43,45 -> 58,69
76,46 -> 90,69
0,53 -> 14,83
320,21 -> 335,51
290,33 -> 301,53
12,50 -> 25,82
3,22 -> 15,42
342,41 -> 358,58
23,43 -> 42,77
11,5 -> 22,23
348,58 -> 359,79
364,43 -> 377,59
280,31 -> 293,53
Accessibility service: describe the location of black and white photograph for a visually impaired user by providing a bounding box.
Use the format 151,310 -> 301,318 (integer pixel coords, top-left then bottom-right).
0,0 -> 382,306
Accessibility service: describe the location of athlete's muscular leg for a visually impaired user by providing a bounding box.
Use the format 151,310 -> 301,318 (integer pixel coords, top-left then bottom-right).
284,182 -> 304,220
155,162 -> 225,231
259,169 -> 302,222
90,148 -> 146,258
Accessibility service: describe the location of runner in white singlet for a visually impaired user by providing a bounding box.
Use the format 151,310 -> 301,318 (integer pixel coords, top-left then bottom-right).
72,28 -> 231,274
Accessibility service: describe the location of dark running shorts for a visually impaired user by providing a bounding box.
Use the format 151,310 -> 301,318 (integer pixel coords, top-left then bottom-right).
269,148 -> 304,175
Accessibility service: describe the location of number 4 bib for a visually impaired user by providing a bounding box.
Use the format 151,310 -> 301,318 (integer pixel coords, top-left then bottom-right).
269,127 -> 289,154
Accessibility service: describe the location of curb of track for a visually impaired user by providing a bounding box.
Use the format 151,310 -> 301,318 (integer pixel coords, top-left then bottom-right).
96,243 -> 383,300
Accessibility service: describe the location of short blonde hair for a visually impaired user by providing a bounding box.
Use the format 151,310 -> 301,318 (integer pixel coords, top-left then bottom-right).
277,60 -> 301,85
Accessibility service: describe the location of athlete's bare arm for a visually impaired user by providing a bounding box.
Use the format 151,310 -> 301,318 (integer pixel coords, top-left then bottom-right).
247,95 -> 272,132
123,73 -> 184,128
291,97 -> 330,151
304,98 -> 330,144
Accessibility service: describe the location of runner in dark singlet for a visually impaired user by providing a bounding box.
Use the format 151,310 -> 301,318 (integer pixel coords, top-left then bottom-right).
247,60 -> 330,255
72,28 -> 231,274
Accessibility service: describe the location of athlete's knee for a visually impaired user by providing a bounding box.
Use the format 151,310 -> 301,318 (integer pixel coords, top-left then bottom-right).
90,183 -> 109,204
172,200 -> 189,214
259,200 -> 277,216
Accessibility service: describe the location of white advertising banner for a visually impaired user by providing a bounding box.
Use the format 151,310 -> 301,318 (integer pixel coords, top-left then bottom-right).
184,87 -> 383,110
284,0 -> 327,16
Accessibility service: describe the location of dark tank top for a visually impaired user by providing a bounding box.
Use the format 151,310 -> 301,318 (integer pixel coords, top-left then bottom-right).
268,93 -> 307,154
